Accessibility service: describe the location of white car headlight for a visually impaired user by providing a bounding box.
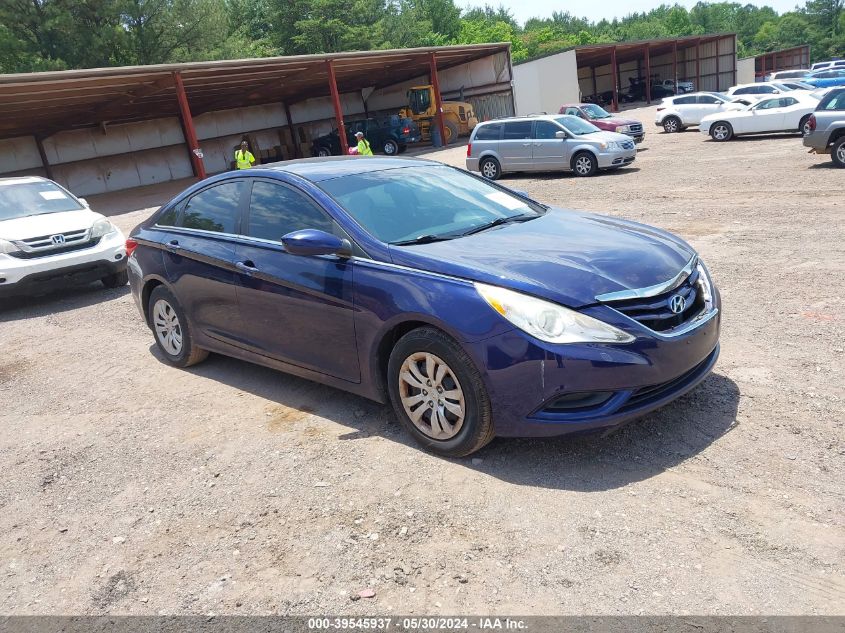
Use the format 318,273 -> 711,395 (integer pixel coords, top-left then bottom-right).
475,282 -> 635,344
91,218 -> 117,238
0,238 -> 19,255
605,141 -> 623,151
615,125 -> 631,133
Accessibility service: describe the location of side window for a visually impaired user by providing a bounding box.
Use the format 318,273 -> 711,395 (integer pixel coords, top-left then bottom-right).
780,97 -> 797,107
502,121 -> 532,140
822,91 -> 845,110
246,180 -> 333,241
756,99 -> 780,110
474,124 -> 501,140
157,205 -> 178,226
180,181 -> 242,233
760,86 -> 777,93
534,121 -> 562,139
674,96 -> 696,105
734,87 -> 751,95
697,95 -> 721,104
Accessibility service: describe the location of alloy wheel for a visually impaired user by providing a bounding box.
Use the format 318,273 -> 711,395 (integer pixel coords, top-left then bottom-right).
837,143 -> 845,165
398,352 -> 465,440
481,161 -> 498,179
713,125 -> 729,141
153,299 -> 183,356
664,118 -> 679,133
575,156 -> 593,175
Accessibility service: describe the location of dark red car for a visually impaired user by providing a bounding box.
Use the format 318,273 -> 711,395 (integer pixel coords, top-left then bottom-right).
559,103 -> 645,143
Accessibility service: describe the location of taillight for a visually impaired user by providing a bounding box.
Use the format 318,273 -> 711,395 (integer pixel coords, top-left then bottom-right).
125,238 -> 138,257
402,127 -> 410,134
808,114 -> 816,132
467,143 -> 472,157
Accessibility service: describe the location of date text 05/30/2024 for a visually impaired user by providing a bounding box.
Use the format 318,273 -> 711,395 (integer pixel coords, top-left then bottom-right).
306,617 -> 528,630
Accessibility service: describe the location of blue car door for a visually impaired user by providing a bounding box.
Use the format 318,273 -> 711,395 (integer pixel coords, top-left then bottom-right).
233,178 -> 359,382
163,179 -> 245,346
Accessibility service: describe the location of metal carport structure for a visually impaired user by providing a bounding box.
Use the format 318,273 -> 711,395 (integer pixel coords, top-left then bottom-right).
753,45 -> 811,79
0,43 -> 511,186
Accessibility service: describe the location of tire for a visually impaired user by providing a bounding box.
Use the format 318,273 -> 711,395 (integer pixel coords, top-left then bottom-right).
101,269 -> 128,288
479,157 -> 501,180
444,120 -> 459,144
832,136 -> 845,168
383,139 -> 399,155
147,286 -> 208,368
387,327 -> 494,457
571,151 -> 597,177
663,116 -> 682,133
799,115 -> 812,137
710,121 -> 733,142
316,146 -> 332,157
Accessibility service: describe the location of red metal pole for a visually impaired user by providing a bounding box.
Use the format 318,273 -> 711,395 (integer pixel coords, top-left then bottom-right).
761,53 -> 766,79
715,41 -> 720,91
696,39 -> 701,91
645,44 -> 652,103
673,40 -> 678,89
591,66 -> 597,99
173,72 -> 205,180
429,52 -> 448,145
610,46 -> 619,112
733,36 -> 738,85
326,60 -> 348,155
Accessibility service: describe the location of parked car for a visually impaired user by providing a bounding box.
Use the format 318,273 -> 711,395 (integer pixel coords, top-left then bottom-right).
559,103 -> 645,142
725,81 -> 806,100
803,87 -> 845,168
765,70 -> 811,81
127,157 -> 721,457
466,115 -> 637,179
312,116 -> 421,157
803,69 -> 845,89
810,60 -> 845,72
0,176 -> 127,298
700,92 -> 821,141
655,92 -> 745,133
657,78 -> 695,93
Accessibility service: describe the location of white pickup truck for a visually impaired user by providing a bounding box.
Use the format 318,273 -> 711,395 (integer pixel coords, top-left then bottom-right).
658,79 -> 695,94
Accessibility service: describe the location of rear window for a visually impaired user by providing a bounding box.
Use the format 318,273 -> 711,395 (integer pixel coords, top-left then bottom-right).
502,121 -> 532,140
474,123 -> 502,141
673,96 -> 696,105
819,90 -> 845,110
0,179 -> 84,221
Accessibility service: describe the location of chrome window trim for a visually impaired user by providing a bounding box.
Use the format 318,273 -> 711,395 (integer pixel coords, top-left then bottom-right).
595,255 -> 698,302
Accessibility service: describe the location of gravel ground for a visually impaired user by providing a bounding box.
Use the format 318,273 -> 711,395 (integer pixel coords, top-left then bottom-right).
0,104 -> 843,616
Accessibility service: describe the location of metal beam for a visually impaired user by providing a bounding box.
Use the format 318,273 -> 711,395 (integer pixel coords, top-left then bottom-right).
429,52 -> 448,145
326,60 -> 348,155
173,71 -> 206,180
696,39 -> 701,90
644,44 -> 652,104
283,101 -> 299,159
673,40 -> 678,90
92,75 -> 174,120
610,46 -> 619,112
715,41 -> 721,91
35,136 -> 54,180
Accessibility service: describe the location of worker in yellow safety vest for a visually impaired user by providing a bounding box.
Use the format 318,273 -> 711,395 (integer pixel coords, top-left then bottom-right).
235,141 -> 255,169
354,131 -> 373,156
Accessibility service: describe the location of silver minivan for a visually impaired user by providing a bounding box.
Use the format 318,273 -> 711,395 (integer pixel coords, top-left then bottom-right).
466,114 -> 637,179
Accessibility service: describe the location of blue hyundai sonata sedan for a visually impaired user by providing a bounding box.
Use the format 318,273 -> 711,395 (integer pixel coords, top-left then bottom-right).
127,157 -> 720,456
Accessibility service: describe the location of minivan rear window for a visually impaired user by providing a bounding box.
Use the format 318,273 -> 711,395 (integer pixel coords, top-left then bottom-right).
474,124 -> 502,140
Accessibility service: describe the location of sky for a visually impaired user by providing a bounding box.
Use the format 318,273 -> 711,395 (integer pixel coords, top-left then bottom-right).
495,0 -> 801,26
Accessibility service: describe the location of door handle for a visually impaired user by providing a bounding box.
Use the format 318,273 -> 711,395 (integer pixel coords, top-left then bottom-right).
166,240 -> 181,251
522,142 -> 532,147
235,260 -> 258,275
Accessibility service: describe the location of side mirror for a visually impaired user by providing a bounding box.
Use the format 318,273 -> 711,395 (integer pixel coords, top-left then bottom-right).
555,130 -> 568,139
78,197 -> 89,207
281,229 -> 352,258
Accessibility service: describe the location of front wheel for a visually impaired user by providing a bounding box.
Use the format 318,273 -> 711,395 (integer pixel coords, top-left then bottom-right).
832,137 -> 845,168
663,116 -> 681,133
572,151 -> 597,177
387,327 -> 494,457
479,157 -> 501,180
383,139 -> 399,155
148,286 -> 208,367
710,121 -> 733,142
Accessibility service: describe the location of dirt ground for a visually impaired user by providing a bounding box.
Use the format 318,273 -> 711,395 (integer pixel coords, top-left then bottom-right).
1,103 -> 843,616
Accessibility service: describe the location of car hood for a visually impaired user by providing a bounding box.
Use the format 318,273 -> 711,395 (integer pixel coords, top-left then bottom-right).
575,130 -> 632,143
590,116 -> 638,127
387,209 -> 695,308
0,209 -> 102,241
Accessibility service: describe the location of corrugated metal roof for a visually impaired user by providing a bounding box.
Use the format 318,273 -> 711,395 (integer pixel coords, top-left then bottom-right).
0,43 -> 510,140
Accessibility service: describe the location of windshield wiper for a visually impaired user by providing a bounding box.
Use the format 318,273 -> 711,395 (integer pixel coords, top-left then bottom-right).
390,234 -> 457,246
459,214 -> 537,237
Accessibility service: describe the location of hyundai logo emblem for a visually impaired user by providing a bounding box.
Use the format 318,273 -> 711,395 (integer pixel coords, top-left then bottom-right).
669,294 -> 686,314
51,234 -> 66,245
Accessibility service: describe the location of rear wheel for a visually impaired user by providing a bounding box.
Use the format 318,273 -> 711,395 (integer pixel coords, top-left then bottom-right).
383,139 -> 399,155
316,146 -> 332,157
101,269 -> 128,288
148,286 -> 208,367
663,116 -> 681,133
799,115 -> 812,137
710,121 -> 733,142
444,120 -> 459,144
572,151 -> 597,177
832,137 -> 845,168
387,327 -> 494,457
479,157 -> 501,180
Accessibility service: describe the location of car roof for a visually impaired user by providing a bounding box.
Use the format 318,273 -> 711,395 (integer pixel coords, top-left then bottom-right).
0,176 -> 52,187
256,156 -> 442,183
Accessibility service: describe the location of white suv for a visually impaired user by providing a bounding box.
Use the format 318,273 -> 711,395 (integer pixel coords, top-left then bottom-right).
655,92 -> 744,133
0,177 -> 127,298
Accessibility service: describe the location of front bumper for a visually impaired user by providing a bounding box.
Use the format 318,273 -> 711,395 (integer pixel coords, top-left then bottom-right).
597,148 -> 637,169
0,230 -> 126,297
465,295 -> 721,438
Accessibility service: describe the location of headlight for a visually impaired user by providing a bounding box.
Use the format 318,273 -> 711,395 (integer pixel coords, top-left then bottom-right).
0,238 -> 19,255
605,141 -> 623,151
474,283 -> 635,344
91,218 -> 117,238
696,261 -> 714,309
615,125 -> 631,133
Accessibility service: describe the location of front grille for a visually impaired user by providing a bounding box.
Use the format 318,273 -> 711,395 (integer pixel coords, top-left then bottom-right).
19,228 -> 89,249
604,268 -> 704,332
627,123 -> 644,135
10,237 -> 100,259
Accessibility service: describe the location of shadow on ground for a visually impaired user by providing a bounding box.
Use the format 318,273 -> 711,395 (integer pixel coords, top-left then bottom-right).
0,283 -> 130,322
157,346 -> 739,492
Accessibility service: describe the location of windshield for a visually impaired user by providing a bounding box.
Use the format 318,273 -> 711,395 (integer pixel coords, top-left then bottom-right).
581,104 -> 611,119
319,165 -> 545,244
0,179 -> 84,221
555,115 -> 601,135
